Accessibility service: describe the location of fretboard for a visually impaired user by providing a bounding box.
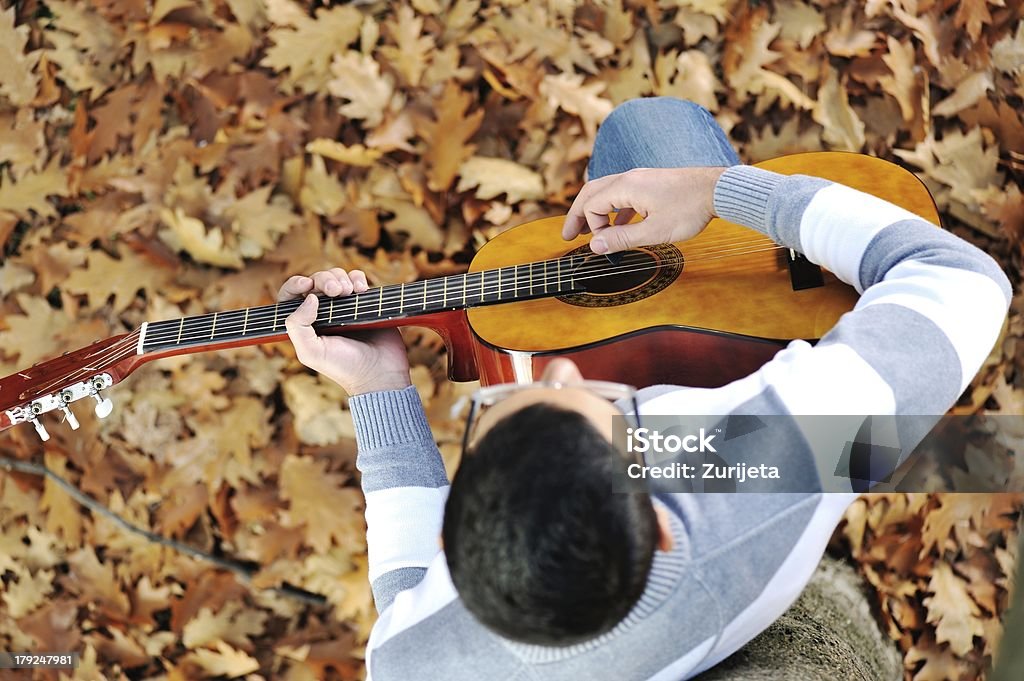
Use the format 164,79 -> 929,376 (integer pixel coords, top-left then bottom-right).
140,255 -> 589,354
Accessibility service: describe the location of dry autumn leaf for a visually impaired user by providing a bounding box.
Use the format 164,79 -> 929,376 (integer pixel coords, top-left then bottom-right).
261,4 -> 362,93
813,64 -> 866,151
878,36 -> 922,124
282,374 -> 355,445
327,50 -> 395,128
775,0 -> 825,50
63,247 -> 172,313
0,159 -> 68,218
539,72 -> 614,139
224,185 -> 302,258
925,561 -> 985,656
182,602 -> 268,650
0,294 -> 73,370
380,5 -> 435,88
279,455 -> 365,554
456,156 -> 545,204
305,139 -> 384,167
183,640 -> 260,677
933,71 -> 994,118
419,81 -> 485,192
159,207 -> 245,269
0,6 -> 40,107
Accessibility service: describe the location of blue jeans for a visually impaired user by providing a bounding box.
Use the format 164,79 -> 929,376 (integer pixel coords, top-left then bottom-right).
588,98 -> 741,180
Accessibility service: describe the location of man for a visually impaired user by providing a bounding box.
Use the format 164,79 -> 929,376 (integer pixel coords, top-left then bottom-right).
279,98 -> 1011,679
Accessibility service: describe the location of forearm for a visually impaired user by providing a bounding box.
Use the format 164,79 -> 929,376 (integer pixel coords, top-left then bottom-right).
350,386 -> 449,612
711,166 -> 1011,411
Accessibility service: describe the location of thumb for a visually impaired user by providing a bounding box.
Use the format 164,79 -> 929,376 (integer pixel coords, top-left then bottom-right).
285,294 -> 322,360
590,221 -> 659,254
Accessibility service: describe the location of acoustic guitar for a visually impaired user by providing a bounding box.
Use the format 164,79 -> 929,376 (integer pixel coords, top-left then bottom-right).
0,152 -> 938,441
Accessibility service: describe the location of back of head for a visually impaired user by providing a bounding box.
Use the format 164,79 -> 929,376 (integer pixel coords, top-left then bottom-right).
442,402 -> 658,645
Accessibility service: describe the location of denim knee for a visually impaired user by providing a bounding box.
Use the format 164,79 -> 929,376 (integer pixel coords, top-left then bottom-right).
600,97 -> 713,139
589,96 -> 739,178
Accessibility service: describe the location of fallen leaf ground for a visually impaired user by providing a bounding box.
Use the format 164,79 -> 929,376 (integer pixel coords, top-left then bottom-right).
0,1 -> 1022,679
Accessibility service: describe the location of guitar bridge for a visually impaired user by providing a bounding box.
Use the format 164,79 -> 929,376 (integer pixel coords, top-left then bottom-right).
787,249 -> 824,290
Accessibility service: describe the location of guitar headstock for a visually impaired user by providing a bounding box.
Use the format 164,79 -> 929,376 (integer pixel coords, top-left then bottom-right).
0,332 -> 140,441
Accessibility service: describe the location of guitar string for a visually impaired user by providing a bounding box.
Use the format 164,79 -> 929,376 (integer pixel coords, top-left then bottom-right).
134,232 -> 777,341
139,243 -> 786,344
140,234 -> 780,337
141,244 -> 788,345
142,234 -> 780,342
32,243 -> 791,398
32,328 -> 142,396
139,244 -> 788,345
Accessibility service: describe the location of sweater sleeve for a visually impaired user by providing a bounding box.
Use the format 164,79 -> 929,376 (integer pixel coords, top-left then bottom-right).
349,386 -> 450,613
708,164 -> 1011,418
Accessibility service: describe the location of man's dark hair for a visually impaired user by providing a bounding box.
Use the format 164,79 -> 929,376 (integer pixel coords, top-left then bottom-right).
442,402 -> 658,645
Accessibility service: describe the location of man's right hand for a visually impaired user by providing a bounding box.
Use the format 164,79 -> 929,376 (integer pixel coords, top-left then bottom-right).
278,269 -> 412,396
562,166 -> 727,255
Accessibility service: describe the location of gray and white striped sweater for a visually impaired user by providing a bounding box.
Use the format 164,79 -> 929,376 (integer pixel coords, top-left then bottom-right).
349,165 -> 1012,681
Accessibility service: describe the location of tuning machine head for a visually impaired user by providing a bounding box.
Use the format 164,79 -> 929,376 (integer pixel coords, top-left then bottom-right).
92,393 -> 113,418
4,372 -> 115,441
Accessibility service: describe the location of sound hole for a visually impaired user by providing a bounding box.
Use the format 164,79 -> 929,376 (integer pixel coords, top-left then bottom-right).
557,244 -> 683,308
580,252 -> 656,293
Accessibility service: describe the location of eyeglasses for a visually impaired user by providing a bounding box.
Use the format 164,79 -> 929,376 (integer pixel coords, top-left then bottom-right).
461,380 -> 642,455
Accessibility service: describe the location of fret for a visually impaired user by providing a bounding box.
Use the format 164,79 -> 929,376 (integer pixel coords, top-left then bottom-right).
273,302 -> 280,330
215,309 -> 246,338
443,276 -> 448,308
379,285 -> 398,318
329,297 -> 334,324
461,272 -> 478,306
422,281 -> 428,309
555,258 -> 561,291
399,283 -> 405,314
542,260 -> 548,293
478,270 -> 489,303
355,287 -> 381,321
497,268 -> 502,301
210,312 -> 218,339
175,318 -> 184,344
242,307 -> 249,335
378,286 -> 384,317
353,293 -> 359,320
481,269 -> 499,303
513,264 -> 518,297
180,314 -> 213,344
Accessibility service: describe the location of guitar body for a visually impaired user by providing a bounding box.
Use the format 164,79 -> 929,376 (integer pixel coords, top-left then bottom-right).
461,152 -> 939,388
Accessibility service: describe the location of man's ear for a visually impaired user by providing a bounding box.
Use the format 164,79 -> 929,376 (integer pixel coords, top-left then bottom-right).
654,504 -> 675,552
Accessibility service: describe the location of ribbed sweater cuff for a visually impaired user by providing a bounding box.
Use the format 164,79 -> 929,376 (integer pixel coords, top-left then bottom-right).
712,165 -> 786,236
350,386 -> 435,450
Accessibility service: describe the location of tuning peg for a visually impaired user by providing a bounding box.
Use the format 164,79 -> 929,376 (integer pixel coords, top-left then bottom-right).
92,392 -> 113,418
60,406 -> 80,430
30,417 -> 50,441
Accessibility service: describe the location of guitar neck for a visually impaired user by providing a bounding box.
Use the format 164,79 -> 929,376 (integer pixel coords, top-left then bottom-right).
140,256 -> 587,355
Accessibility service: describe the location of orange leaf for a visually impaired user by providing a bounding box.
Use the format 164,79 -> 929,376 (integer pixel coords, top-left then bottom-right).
418,81 -> 484,192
